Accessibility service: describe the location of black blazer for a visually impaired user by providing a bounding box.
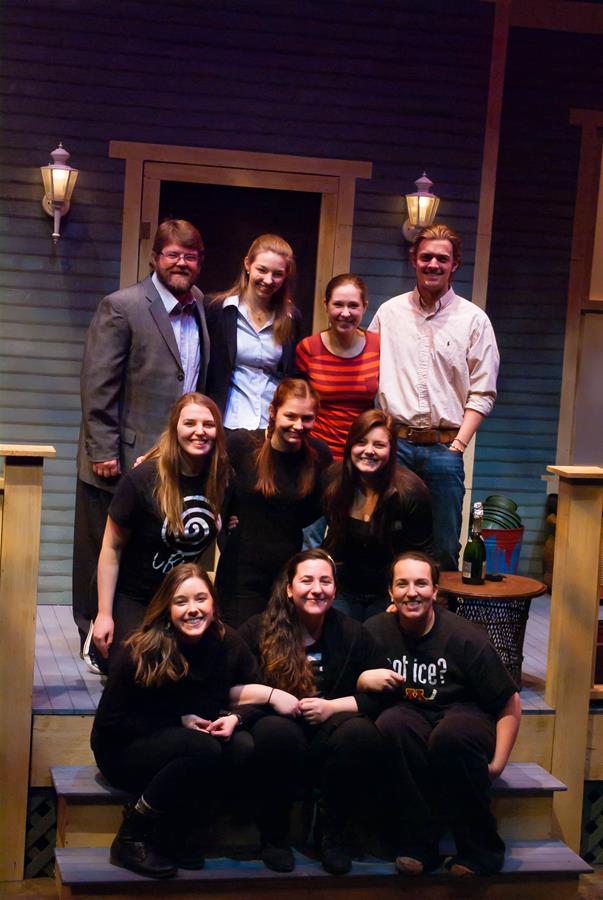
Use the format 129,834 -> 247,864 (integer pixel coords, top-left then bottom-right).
204,296 -> 302,414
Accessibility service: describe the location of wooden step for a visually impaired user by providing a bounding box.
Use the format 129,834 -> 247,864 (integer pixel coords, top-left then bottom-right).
51,762 -> 567,848
54,842 -> 592,900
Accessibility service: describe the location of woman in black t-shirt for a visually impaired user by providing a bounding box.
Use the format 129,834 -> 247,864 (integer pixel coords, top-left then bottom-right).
92,392 -> 230,672
216,378 -> 332,628
238,548 -> 387,876
92,562 -> 270,878
322,409 -> 432,621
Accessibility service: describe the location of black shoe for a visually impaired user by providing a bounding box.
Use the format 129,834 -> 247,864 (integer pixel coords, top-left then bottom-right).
320,836 -> 352,875
314,800 -> 352,875
82,622 -> 108,676
110,804 -> 176,879
261,841 -> 295,873
162,832 -> 205,870
110,835 -> 177,879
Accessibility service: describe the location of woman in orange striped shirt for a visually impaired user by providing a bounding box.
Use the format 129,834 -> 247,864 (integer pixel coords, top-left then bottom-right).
295,274 -> 380,461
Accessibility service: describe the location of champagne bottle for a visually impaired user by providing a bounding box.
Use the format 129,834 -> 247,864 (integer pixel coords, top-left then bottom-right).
462,501 -> 486,585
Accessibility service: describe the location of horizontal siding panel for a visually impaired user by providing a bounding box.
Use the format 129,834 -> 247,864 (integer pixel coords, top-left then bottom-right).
1,374 -> 80,393
474,26 -> 603,578
0,340 -> 86,361
1,0 -> 494,604
1,322 -> 87,343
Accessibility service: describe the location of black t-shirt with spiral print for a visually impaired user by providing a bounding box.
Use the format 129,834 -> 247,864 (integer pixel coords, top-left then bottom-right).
108,458 -> 217,604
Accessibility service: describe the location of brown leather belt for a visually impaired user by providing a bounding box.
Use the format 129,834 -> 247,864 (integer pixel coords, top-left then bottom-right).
398,426 -> 458,445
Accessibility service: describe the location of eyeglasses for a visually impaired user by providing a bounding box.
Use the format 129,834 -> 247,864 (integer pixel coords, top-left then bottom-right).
159,250 -> 204,263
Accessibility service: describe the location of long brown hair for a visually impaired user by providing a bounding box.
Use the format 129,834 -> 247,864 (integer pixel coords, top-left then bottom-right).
258,549 -> 336,697
323,409 -> 399,552
143,393 -> 231,534
126,563 -> 224,689
255,378 -> 320,498
212,233 -> 296,344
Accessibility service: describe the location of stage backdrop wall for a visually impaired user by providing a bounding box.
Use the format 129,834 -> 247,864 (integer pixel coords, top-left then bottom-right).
472,25 -> 603,578
6,3 -> 599,599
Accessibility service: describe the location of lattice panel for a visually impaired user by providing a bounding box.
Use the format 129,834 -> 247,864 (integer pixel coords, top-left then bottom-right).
25,789 -> 56,878
582,781 -> 603,864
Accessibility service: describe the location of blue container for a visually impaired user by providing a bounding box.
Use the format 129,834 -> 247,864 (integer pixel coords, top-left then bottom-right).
482,527 -> 524,575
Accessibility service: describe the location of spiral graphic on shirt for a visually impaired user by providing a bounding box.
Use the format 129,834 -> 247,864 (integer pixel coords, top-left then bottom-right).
160,494 -> 216,560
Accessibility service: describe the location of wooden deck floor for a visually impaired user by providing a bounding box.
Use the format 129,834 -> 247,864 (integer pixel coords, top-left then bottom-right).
32,596 -> 553,715
34,605 -> 104,714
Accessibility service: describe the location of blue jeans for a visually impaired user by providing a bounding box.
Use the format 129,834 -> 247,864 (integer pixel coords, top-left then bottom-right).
333,588 -> 389,623
396,439 -> 465,571
302,516 -> 327,549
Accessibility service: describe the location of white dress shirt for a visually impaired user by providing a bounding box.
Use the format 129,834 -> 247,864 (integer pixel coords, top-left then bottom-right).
368,287 -> 499,428
223,295 -> 282,429
152,272 -> 200,395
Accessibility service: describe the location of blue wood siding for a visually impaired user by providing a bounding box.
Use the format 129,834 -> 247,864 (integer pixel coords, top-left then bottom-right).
473,27 -> 603,578
1,0 -> 494,603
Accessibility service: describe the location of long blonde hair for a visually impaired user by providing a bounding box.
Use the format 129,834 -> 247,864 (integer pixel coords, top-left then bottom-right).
212,233 -> 296,344
143,393 -> 230,534
126,563 -> 224,689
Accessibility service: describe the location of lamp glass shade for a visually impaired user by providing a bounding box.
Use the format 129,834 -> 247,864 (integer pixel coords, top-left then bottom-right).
41,164 -> 78,205
406,193 -> 440,228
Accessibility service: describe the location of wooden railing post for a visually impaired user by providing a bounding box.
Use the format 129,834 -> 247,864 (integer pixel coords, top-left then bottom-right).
0,444 -> 56,880
545,465 -> 603,851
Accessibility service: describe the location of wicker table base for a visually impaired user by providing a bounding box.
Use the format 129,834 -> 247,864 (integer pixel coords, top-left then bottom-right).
438,573 -> 547,688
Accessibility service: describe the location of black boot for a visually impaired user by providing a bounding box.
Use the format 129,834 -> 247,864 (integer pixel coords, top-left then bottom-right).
259,804 -> 295,873
110,801 -> 177,879
316,801 -> 352,875
159,817 -> 206,870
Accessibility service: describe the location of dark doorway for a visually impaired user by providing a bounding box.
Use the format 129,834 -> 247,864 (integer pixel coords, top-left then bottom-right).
159,181 -> 322,337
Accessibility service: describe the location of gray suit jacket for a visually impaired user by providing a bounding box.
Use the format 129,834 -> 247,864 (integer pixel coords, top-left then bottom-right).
77,275 -> 210,491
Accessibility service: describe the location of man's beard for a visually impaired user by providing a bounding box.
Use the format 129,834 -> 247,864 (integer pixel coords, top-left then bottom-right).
159,270 -> 195,297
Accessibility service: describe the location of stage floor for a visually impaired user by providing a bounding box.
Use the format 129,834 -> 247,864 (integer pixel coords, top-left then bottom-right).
32,595 -> 552,715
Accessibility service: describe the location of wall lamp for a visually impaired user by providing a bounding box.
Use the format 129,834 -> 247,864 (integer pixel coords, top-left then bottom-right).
41,143 -> 79,244
402,171 -> 440,242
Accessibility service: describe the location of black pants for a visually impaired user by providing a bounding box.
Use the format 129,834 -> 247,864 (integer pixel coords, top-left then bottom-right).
72,478 -> 112,647
93,726 -> 254,814
250,712 -> 384,840
106,594 -> 148,676
375,702 -> 504,874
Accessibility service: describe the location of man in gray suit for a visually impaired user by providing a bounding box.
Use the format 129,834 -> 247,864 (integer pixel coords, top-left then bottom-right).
73,219 -> 210,669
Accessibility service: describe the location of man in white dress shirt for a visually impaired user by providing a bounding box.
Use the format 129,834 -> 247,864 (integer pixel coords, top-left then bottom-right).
368,224 -> 499,570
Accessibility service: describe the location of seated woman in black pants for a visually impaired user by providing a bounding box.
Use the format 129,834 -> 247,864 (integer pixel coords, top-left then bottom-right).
238,548 -> 388,875
323,408 -> 432,621
360,551 -> 521,877
93,392 -> 230,672
92,562 -> 297,878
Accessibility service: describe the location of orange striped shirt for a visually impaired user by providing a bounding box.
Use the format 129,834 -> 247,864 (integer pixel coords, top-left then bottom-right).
295,331 -> 380,460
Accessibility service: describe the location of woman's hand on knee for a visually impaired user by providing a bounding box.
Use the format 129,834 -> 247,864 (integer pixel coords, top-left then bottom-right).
299,697 -> 333,724
92,614 -> 114,658
181,714 -> 212,732
207,715 -> 239,740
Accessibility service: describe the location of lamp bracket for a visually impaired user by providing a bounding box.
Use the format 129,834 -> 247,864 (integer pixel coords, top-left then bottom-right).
403,220 -> 421,243
42,196 -> 70,218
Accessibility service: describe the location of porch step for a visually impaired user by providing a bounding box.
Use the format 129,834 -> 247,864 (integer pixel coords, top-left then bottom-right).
54,842 -> 592,900
51,762 -> 567,848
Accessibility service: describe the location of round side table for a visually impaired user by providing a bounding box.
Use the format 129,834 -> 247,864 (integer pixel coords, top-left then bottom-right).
437,572 -> 547,688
